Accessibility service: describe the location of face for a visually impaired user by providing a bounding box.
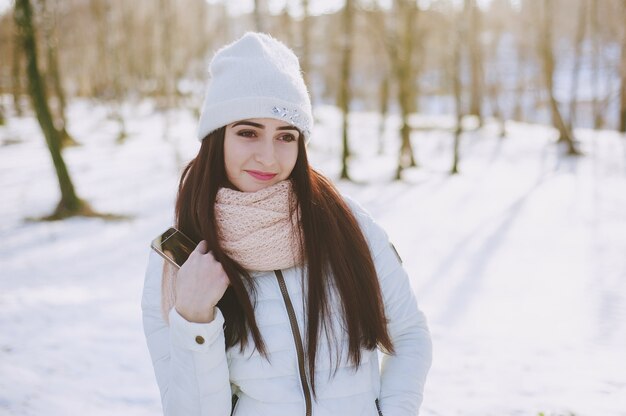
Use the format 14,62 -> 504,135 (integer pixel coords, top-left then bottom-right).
223,118 -> 300,192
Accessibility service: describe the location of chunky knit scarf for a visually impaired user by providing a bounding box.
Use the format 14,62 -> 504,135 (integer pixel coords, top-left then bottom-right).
215,180 -> 303,271
161,180 -> 303,323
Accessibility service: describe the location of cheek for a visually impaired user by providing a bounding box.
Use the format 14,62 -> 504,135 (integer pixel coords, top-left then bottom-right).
279,145 -> 298,170
223,138 -> 242,177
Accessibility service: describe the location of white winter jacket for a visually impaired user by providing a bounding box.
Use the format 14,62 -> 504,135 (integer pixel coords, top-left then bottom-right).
141,197 -> 432,416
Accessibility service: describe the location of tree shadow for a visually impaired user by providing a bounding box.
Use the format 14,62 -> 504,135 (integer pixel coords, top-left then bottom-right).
423,144 -> 575,327
24,200 -> 134,222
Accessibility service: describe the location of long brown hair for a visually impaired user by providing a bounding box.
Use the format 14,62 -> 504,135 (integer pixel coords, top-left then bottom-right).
169,127 -> 394,396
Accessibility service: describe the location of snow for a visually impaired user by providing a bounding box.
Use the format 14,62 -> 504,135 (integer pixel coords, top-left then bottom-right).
1,99 -> 625,415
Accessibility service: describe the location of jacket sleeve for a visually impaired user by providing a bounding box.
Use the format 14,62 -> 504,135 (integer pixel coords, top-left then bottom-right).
347,198 -> 433,416
141,248 -> 232,416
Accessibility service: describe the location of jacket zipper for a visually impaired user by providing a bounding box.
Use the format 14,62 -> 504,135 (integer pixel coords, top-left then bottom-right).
375,398 -> 384,416
274,270 -> 312,416
230,394 -> 239,416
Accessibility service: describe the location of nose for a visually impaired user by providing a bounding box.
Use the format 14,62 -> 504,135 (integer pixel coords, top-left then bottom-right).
254,136 -> 277,166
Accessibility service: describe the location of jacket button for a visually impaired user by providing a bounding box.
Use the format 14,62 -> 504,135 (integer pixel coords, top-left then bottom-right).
195,335 -> 205,345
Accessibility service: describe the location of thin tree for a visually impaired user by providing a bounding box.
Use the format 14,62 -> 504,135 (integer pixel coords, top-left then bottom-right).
91,0 -> 109,97
279,4 -> 294,45
589,0 -> 604,129
0,23 -> 6,124
253,0 -> 265,32
618,1 -> 626,133
513,29 -> 529,122
377,74 -> 390,155
450,6 -> 464,174
158,0 -> 174,104
538,0 -> 581,155
484,1 -> 507,138
338,0 -> 354,180
362,0 -> 420,178
41,0 -> 77,148
92,0 -> 126,143
112,1 -> 129,143
373,0 -> 421,179
398,0 -> 420,176
465,0 -> 483,126
158,0 -> 175,141
12,18 -> 24,117
14,0 -> 95,220
361,5 -> 391,155
568,0 -> 587,131
300,0 -> 312,100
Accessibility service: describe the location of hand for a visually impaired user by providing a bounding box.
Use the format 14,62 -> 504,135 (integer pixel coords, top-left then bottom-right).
174,240 -> 230,323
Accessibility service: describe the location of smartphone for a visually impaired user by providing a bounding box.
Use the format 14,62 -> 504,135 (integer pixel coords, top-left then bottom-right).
150,227 -> 198,269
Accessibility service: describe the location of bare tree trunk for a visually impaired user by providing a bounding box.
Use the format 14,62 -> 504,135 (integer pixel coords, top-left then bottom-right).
279,6 -> 294,45
362,6 -> 391,156
253,0 -> 265,32
14,0 -> 90,219
490,83 -> 506,138
158,0 -> 175,142
0,27 -> 7,123
394,0 -> 419,180
485,18 -> 506,138
466,0 -> 483,125
111,3 -> 128,143
91,0 -> 108,98
41,0 -> 77,148
339,0 -> 354,180
116,2 -> 133,144
158,0 -> 173,100
451,16 -> 463,175
618,1 -> 626,133
568,0 -> 587,131
90,0 -> 127,143
539,0 -> 581,155
12,24 -> 24,117
365,0 -> 415,179
378,75 -> 389,155
301,0 -> 312,101
487,86 -> 505,138
590,0 -> 604,129
513,34 -> 528,122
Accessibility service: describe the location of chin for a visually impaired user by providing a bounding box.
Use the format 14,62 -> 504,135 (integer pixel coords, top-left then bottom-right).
239,180 -> 277,192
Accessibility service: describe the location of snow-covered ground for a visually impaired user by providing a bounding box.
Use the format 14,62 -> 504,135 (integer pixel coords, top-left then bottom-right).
1,99 -> 625,416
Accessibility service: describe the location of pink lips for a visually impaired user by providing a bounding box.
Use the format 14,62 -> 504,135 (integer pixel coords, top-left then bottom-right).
246,170 -> 277,181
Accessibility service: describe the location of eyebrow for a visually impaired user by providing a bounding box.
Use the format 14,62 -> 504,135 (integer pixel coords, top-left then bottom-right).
231,121 -> 299,132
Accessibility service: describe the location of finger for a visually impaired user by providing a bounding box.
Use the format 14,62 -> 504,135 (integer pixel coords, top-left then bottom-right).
194,240 -> 208,254
206,250 -> 222,263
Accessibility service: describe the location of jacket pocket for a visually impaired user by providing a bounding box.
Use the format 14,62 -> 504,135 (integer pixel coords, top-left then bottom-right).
375,398 -> 384,416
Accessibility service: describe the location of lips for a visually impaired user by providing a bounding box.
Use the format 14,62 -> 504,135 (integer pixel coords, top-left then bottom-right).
246,170 -> 277,181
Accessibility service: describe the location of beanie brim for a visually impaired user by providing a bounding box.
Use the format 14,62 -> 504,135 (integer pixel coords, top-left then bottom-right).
196,96 -> 312,143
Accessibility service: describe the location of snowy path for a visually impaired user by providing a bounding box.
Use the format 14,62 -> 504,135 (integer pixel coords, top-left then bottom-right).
1,102 -> 625,415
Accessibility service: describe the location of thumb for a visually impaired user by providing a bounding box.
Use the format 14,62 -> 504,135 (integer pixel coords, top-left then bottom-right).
194,240 -> 208,254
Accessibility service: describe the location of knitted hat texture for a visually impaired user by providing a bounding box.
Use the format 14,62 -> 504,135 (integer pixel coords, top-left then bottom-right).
196,32 -> 313,142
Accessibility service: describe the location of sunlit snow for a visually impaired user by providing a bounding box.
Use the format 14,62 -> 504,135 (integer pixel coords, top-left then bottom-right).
1,99 -> 625,415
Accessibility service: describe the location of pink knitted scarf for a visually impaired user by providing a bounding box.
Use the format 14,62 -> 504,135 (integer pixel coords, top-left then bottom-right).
215,180 -> 303,271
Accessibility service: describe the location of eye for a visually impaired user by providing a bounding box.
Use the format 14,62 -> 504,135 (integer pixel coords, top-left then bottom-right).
237,130 -> 257,138
279,133 -> 297,143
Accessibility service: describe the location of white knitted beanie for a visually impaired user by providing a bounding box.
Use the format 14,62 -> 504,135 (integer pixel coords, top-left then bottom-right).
196,32 -> 313,142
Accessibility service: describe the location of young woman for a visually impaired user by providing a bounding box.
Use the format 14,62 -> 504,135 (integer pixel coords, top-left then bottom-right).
141,32 -> 432,416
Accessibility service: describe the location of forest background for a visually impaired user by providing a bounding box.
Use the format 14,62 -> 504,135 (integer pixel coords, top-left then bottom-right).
1,1 -> 625,415
2,0 -> 625,208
